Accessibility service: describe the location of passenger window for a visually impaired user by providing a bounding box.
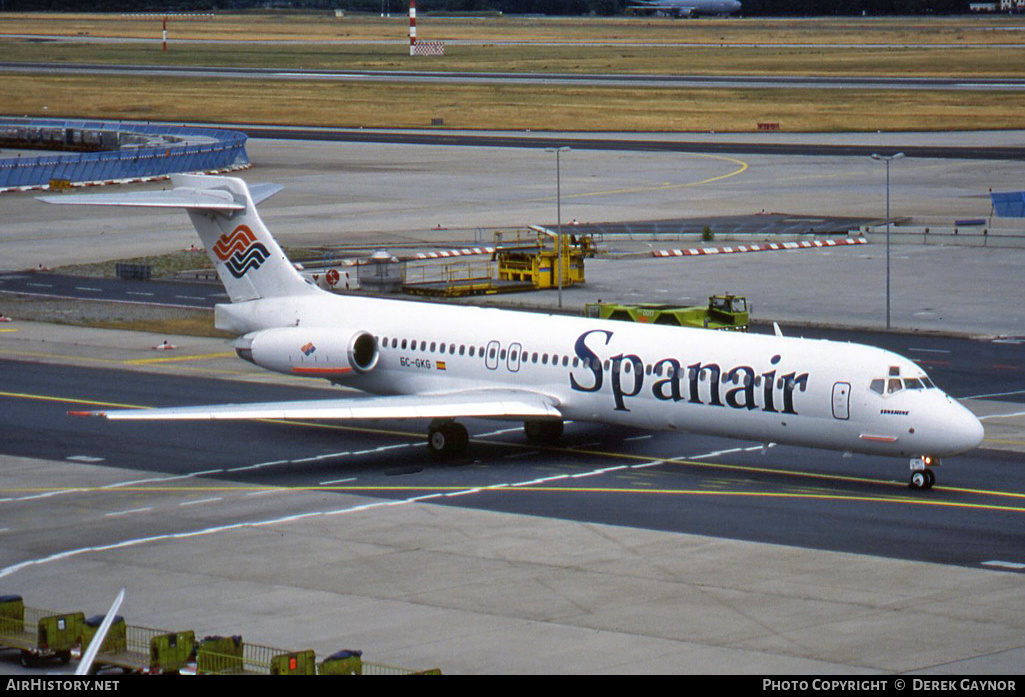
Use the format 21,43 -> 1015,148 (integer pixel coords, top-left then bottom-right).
460,345 -> 466,356
430,342 -> 437,352
401,339 -> 408,349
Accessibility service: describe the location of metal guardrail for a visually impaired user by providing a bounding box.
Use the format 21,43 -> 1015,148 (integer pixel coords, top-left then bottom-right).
0,118 -> 249,190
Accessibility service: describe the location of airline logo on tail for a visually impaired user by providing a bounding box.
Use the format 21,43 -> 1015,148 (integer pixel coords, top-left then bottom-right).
213,225 -> 270,278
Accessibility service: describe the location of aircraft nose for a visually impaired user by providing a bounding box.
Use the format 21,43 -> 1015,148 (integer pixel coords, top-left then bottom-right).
944,397 -> 985,454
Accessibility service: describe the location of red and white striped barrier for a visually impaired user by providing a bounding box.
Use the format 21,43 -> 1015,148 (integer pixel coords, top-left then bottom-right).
652,237 -> 867,258
409,246 -> 495,261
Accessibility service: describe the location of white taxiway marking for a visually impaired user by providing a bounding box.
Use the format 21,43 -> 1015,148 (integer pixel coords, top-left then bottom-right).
319,477 -> 357,486
965,389 -> 1025,400
104,507 -> 154,518
982,561 -> 1025,570
979,410 -> 1025,421
0,437 -> 756,579
179,497 -> 223,507
908,347 -> 952,354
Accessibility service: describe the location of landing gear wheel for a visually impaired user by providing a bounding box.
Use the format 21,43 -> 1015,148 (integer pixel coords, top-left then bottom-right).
524,419 -> 564,444
914,467 -> 930,489
909,470 -> 935,490
427,420 -> 469,459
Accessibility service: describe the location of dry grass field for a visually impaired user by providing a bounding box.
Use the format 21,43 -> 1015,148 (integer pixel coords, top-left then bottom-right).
2,12 -> 1025,131
3,12 -> 1025,46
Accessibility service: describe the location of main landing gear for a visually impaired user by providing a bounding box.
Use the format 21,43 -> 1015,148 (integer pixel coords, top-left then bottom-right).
523,419 -> 564,444
426,418 -> 565,459
909,456 -> 938,490
427,419 -> 469,458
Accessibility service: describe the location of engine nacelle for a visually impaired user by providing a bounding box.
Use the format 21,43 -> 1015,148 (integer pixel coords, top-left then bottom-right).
235,327 -> 379,379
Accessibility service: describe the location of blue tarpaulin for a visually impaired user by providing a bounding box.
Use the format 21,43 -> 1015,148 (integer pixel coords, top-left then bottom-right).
990,191 -> 1025,218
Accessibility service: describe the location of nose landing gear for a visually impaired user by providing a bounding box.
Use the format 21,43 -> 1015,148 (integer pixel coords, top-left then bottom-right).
909,456 -> 938,490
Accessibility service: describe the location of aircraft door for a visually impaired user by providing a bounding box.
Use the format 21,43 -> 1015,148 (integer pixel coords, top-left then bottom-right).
832,382 -> 851,420
484,340 -> 500,371
507,342 -> 522,373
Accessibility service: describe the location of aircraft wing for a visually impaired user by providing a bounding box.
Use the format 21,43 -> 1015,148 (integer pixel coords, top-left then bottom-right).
70,389 -> 562,422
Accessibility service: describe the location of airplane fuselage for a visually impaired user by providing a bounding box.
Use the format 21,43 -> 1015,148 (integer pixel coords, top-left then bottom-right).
219,292 -> 983,460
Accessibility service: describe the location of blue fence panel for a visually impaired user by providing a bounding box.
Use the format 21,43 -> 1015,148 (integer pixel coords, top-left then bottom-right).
0,117 -> 249,189
991,191 -> 1025,218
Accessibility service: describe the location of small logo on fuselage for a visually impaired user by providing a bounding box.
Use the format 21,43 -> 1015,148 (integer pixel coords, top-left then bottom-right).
213,225 -> 270,279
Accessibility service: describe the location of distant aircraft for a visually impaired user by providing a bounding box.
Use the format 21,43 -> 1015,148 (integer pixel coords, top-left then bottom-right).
626,0 -> 742,17
43,174 -> 982,490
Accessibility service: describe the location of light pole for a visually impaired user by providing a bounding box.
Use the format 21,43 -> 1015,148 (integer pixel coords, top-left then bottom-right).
871,152 -> 903,330
546,146 -> 570,308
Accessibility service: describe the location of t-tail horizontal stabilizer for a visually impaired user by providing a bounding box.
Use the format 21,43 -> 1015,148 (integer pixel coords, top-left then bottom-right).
38,175 -> 316,303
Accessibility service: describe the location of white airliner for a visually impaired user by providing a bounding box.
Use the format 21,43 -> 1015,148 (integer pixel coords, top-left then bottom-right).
626,0 -> 742,18
43,174 -> 983,490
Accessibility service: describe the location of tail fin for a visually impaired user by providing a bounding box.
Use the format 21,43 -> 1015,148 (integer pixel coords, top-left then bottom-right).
38,174 -> 318,303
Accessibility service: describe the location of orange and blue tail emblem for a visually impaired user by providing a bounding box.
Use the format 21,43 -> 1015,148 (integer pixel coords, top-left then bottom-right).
213,225 -> 270,279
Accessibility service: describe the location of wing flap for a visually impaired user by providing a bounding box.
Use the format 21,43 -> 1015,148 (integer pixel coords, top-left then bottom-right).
72,389 -> 562,422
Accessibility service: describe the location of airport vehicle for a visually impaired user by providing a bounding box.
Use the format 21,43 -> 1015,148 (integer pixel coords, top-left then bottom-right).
585,294 -> 748,331
80,615 -> 195,675
0,596 -> 83,667
43,174 -> 983,490
626,0 -> 741,17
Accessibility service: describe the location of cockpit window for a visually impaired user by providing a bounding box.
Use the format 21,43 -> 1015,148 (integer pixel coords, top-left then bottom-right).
872,372 -> 936,395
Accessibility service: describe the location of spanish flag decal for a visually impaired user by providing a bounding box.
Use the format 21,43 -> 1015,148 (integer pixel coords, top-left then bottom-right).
437,361 -> 447,371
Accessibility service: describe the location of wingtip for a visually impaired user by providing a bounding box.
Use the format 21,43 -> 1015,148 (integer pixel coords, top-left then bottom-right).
68,410 -> 105,418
